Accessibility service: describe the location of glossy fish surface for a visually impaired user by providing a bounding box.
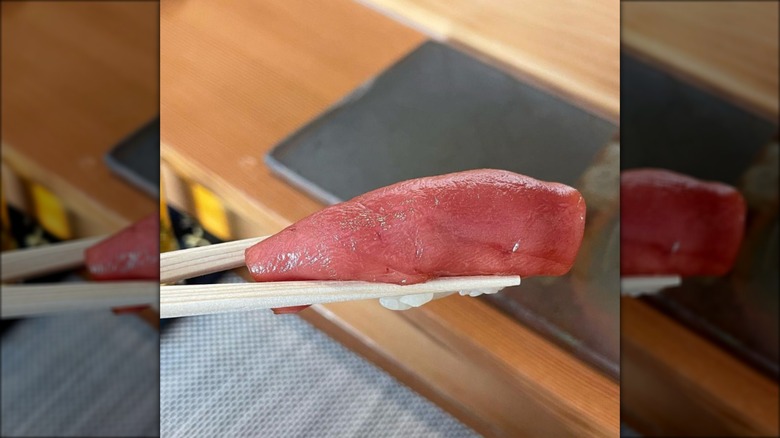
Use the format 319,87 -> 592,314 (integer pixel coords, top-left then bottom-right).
247,169 -> 586,285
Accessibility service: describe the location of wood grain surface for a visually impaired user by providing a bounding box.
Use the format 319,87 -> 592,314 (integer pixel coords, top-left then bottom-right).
1,1 -> 159,234
405,297 -> 619,436
161,0 -> 425,230
160,0 -> 619,436
358,0 -> 620,120
623,1 -> 779,119
622,297 -> 779,437
306,297 -> 616,438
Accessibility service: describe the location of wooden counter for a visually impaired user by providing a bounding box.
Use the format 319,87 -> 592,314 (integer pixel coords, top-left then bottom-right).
1,1 -> 159,235
623,1 -> 779,119
357,0 -> 620,121
161,1 -> 619,436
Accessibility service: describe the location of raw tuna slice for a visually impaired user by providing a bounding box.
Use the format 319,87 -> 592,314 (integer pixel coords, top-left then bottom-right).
85,213 -> 159,281
246,169 -> 586,287
621,168 -> 746,277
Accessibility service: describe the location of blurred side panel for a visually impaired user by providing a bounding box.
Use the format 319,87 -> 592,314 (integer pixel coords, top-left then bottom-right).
621,1 -> 779,436
1,1 -> 159,437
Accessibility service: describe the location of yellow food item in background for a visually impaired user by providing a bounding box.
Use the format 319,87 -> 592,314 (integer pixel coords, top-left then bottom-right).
1,188 -> 17,251
190,182 -> 230,241
159,182 -> 179,253
29,182 -> 71,241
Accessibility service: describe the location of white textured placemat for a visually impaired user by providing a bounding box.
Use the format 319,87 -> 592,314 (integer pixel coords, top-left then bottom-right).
161,282 -> 479,438
1,311 -> 159,437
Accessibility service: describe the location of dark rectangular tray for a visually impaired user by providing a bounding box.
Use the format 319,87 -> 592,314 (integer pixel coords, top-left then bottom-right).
104,117 -> 160,198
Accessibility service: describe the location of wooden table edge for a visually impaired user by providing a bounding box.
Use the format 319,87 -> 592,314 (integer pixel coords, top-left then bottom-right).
2,141 -> 134,236
621,31 -> 779,121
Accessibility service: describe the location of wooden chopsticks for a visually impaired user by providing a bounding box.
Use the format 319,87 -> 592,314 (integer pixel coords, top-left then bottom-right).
1,235 -> 158,319
2,282 -> 159,319
4,232 -> 523,318
160,275 -> 520,318
160,236 -> 266,284
160,238 -> 521,318
1,235 -> 106,282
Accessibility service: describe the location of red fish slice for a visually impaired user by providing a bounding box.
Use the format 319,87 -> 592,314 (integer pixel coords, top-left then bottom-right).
621,168 -> 746,277
85,213 -> 159,281
85,214 -> 159,314
247,169 -> 586,299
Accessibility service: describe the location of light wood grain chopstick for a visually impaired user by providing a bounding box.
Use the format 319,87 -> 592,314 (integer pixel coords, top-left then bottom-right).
160,236 -> 267,284
160,275 -> 520,318
621,276 -> 682,297
1,281 -> 159,319
1,235 -> 107,282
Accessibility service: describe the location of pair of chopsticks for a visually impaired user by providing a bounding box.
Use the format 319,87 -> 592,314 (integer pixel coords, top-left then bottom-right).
1,236 -> 158,319
2,233 -> 520,319
1,230 -> 684,317
160,237 -> 521,319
